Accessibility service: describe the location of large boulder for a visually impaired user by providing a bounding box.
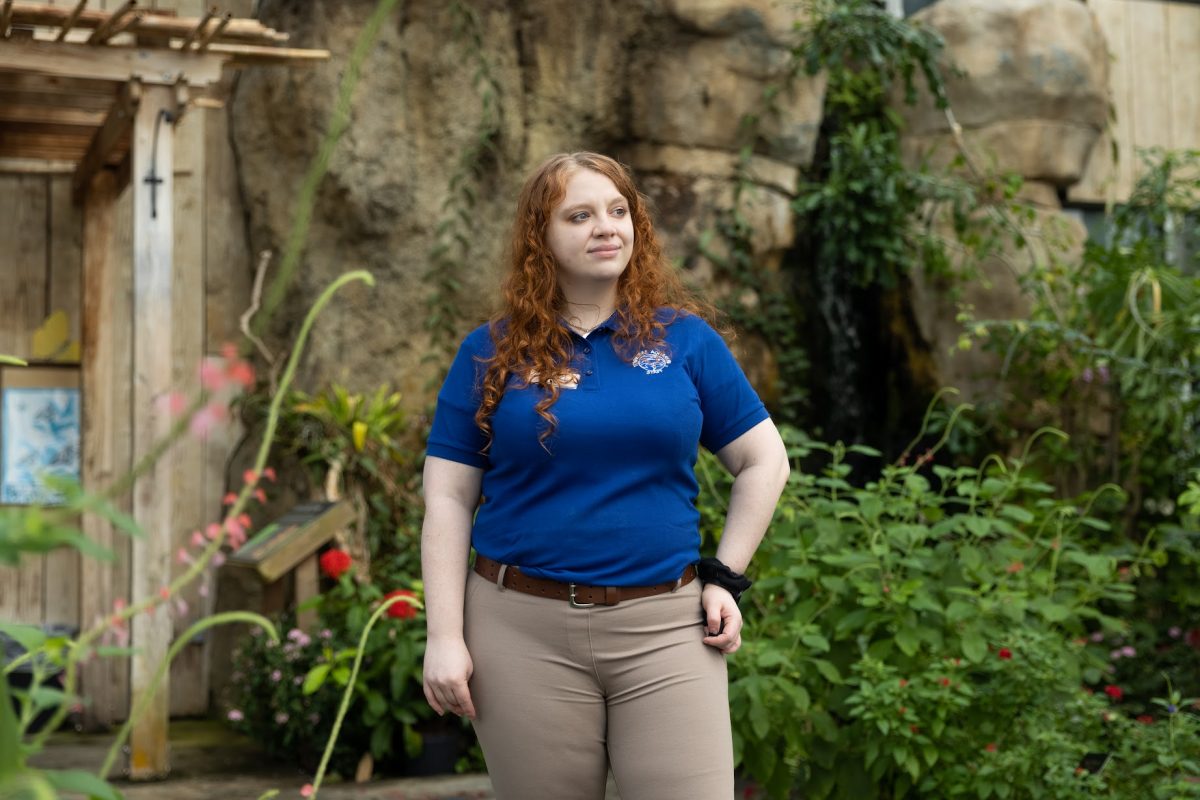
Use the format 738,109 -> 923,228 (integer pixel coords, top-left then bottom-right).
897,0 -> 1109,186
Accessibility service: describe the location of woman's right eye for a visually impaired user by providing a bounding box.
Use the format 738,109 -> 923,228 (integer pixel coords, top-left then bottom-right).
570,212 -> 589,223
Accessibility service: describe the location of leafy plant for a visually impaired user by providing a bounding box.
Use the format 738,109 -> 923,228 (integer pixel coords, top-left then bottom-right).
700,411 -> 1200,798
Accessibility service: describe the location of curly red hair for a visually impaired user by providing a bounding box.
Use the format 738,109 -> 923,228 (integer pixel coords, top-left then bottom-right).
474,152 -> 717,448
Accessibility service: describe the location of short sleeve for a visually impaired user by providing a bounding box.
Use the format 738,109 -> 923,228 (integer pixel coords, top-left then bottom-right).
689,319 -> 770,453
425,326 -> 492,468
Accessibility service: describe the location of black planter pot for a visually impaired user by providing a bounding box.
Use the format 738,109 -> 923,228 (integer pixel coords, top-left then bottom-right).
402,727 -> 461,777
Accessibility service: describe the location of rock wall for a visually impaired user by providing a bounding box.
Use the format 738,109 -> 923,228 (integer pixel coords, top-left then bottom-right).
894,0 -> 1107,402
231,0 -> 825,403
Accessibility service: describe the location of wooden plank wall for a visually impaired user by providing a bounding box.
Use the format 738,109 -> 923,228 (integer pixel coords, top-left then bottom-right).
0,0 -> 252,722
1071,0 -> 1200,204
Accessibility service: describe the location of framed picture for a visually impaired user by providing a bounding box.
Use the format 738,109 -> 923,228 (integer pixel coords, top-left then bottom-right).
0,365 -> 81,506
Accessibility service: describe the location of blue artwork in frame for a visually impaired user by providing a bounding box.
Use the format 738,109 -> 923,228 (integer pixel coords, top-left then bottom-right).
0,366 -> 81,506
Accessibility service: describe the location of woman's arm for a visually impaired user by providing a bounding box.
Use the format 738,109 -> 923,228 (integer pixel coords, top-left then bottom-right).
421,455 -> 484,718
701,418 -> 790,654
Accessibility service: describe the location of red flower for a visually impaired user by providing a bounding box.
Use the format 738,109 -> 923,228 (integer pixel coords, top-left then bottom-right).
1103,685 -> 1123,701
985,742 -> 997,753
384,589 -> 418,620
997,647 -> 1013,660
1185,628 -> 1200,650
319,549 -> 352,579
1006,561 -> 1024,574
940,677 -> 951,687
898,679 -> 908,688
909,725 -> 920,734
1136,714 -> 1154,725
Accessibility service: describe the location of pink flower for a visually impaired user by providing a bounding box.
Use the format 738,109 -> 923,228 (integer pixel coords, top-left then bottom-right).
158,587 -> 171,601
199,357 -> 227,392
254,488 -> 268,503
206,522 -> 222,541
222,492 -> 238,506
243,469 -> 259,486
227,709 -> 244,722
228,360 -> 255,390
176,548 -> 192,566
156,392 -> 189,418
190,530 -> 206,548
263,466 -> 277,482
225,517 -> 247,549
211,552 -> 226,568
300,785 -> 314,798
220,342 -> 239,361
189,401 -> 227,440
1121,645 -> 1136,658
271,669 -> 282,682
174,597 -> 189,617
274,711 -> 289,725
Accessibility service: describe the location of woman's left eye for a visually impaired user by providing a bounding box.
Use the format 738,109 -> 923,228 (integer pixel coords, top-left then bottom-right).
611,207 -> 627,217
571,212 -> 589,223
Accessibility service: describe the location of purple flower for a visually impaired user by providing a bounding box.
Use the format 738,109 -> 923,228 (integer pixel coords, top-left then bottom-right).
227,709 -> 244,722
1082,367 -> 1094,383
1097,365 -> 1110,384
1090,632 -> 1105,643
1121,645 -> 1136,658
1110,649 -> 1123,660
1169,626 -> 1182,639
1168,704 -> 1178,713
270,669 -> 282,682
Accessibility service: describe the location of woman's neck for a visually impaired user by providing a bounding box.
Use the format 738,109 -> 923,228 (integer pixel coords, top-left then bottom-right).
562,286 -> 618,336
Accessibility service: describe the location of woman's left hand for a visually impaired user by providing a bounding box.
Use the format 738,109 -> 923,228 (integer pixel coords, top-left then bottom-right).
701,583 -> 743,654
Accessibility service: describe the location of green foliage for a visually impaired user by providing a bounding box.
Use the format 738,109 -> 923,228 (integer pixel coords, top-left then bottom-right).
225,575 -> 449,781
272,383 -> 425,576
970,151 -> 1200,518
701,422 -> 1200,798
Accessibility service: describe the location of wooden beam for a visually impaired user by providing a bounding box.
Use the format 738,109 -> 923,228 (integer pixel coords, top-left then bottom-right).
179,7 -> 214,51
0,157 -> 76,174
73,80 -> 140,204
0,89 -> 116,112
80,166 -> 134,728
0,104 -> 106,127
10,3 -> 288,45
208,42 -> 331,66
86,0 -> 135,46
55,0 -> 88,43
193,12 -> 230,54
103,8 -> 145,45
0,72 -> 121,97
0,0 -> 13,40
0,40 -> 226,87
128,83 -> 176,780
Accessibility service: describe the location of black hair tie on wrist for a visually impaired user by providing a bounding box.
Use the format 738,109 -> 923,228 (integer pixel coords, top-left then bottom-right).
697,557 -> 752,603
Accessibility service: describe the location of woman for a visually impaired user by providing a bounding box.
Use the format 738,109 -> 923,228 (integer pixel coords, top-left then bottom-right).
421,152 -> 789,799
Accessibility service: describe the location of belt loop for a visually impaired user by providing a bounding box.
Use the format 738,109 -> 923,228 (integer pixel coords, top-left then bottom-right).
671,576 -> 683,593
495,563 -> 508,591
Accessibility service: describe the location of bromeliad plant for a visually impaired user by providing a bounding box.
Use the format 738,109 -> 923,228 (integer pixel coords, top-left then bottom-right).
700,400 -> 1200,798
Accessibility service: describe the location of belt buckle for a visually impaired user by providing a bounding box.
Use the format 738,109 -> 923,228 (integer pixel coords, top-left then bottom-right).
568,583 -> 594,608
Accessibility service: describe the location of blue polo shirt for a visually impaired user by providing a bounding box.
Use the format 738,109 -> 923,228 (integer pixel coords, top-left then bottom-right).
426,310 -> 768,586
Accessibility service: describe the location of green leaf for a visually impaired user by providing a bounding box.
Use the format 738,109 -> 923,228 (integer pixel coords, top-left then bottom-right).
0,622 -> 46,654
895,627 -> 921,656
801,633 -> 831,653
0,677 -> 22,776
302,663 -> 330,695
811,659 -> 842,684
44,769 -> 126,800
961,628 -> 987,662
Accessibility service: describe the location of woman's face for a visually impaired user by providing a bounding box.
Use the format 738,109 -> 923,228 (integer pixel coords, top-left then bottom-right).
545,168 -> 635,296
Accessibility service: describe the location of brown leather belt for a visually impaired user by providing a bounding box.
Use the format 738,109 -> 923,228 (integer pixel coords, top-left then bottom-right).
473,555 -> 696,607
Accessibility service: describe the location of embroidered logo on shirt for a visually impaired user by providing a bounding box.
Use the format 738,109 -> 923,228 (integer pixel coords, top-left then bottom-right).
632,349 -> 671,375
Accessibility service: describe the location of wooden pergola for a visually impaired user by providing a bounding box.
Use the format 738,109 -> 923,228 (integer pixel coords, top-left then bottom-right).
0,1 -> 327,779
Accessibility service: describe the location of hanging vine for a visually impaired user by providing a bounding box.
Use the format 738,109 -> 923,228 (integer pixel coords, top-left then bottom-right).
423,0 -> 504,377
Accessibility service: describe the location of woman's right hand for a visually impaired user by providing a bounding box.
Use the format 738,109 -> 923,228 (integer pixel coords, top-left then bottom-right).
422,635 -> 476,719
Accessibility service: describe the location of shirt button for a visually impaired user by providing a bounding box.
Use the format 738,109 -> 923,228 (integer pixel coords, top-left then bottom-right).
583,347 -> 591,354
584,369 -> 594,376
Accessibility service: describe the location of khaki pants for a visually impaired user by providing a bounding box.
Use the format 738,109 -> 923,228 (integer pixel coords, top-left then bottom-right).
463,569 -> 734,800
